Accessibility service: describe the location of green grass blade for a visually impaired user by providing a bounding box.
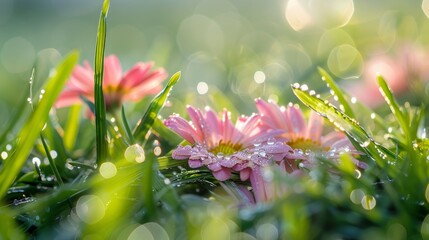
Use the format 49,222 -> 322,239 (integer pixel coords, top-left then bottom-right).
94,0 -> 110,165
121,106 -> 134,144
292,85 -> 398,173
0,51 -> 78,200
318,67 -> 355,118
40,134 -> 64,186
133,71 -> 181,142
377,75 -> 410,137
63,105 -> 81,151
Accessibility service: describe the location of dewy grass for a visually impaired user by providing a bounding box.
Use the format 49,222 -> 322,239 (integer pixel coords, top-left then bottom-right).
2,2 -> 429,240
0,51 -> 78,199
94,0 -> 109,165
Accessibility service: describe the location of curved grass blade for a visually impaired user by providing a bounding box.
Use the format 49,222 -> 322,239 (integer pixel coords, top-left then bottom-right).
94,0 -> 110,165
377,75 -> 410,138
133,71 -> 181,143
40,134 -> 64,186
121,106 -> 134,144
0,51 -> 78,199
292,85 -> 399,175
318,67 -> 355,118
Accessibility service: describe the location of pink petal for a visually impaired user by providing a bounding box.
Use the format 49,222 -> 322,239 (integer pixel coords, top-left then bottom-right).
286,106 -> 306,136
322,131 -> 347,146
207,162 -> 222,171
164,116 -> 198,144
124,69 -> 167,101
305,111 -> 323,142
172,145 -> 192,160
103,55 -> 123,87
188,159 -> 203,168
121,62 -> 154,89
240,168 -> 251,181
68,65 -> 94,93
55,90 -> 91,108
249,167 -> 268,202
212,168 -> 231,181
204,108 -> 221,147
186,106 -> 206,142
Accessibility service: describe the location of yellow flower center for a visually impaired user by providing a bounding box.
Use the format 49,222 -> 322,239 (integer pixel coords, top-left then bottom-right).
288,137 -> 329,152
210,140 -> 243,155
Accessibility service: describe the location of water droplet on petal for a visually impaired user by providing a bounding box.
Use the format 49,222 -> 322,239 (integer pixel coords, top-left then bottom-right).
267,138 -> 276,145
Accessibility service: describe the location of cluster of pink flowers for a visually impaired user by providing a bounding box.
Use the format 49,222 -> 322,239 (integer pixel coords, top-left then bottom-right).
165,99 -> 367,202
56,54 -> 368,203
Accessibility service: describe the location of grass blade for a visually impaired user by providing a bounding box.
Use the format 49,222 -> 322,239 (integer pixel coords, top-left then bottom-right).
121,106 -> 134,144
40,134 -> 64,186
318,67 -> 355,118
377,75 -> 409,137
63,105 -> 81,151
133,71 -> 181,143
0,51 -> 78,199
291,84 -> 398,174
94,0 -> 110,165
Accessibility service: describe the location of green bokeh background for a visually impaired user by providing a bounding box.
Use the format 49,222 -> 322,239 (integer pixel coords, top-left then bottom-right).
1,0 -> 428,120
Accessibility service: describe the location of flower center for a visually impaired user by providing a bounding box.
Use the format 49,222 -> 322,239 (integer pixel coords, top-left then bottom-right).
210,140 -> 243,155
287,138 -> 329,152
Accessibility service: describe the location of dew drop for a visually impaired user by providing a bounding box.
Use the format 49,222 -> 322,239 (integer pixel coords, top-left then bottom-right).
351,97 -> 357,104
292,83 -> 300,88
370,113 -> 376,119
300,84 -> 309,91
355,169 -> 362,179
164,178 -> 171,185
309,90 -> 316,96
217,152 -> 225,158
361,140 -> 371,147
1,151 -> 8,160
267,138 -> 276,145
50,150 -> 58,159
6,144 -> 12,151
32,157 -> 41,166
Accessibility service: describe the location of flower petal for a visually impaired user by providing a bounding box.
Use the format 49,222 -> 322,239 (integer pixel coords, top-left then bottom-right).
103,55 -> 123,87
212,168 -> 231,181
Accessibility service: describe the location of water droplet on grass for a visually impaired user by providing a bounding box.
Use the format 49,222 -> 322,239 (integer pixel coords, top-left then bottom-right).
1,151 -> 8,160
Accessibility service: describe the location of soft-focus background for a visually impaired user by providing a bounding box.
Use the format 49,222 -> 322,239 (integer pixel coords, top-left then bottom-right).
1,0 -> 429,122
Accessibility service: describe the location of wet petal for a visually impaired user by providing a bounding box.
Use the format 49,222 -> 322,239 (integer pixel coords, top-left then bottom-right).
172,145 -> 192,160
212,168 -> 231,181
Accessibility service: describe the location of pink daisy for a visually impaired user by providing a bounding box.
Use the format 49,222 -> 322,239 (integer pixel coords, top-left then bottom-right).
255,98 -> 368,172
55,55 -> 167,111
164,106 -> 293,202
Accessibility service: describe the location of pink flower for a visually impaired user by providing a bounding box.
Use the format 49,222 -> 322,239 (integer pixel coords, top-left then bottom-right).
55,55 -> 167,111
345,43 -> 429,107
164,105 -> 293,202
255,98 -> 368,172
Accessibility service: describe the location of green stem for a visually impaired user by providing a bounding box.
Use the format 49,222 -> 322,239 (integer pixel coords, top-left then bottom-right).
40,134 -> 64,186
